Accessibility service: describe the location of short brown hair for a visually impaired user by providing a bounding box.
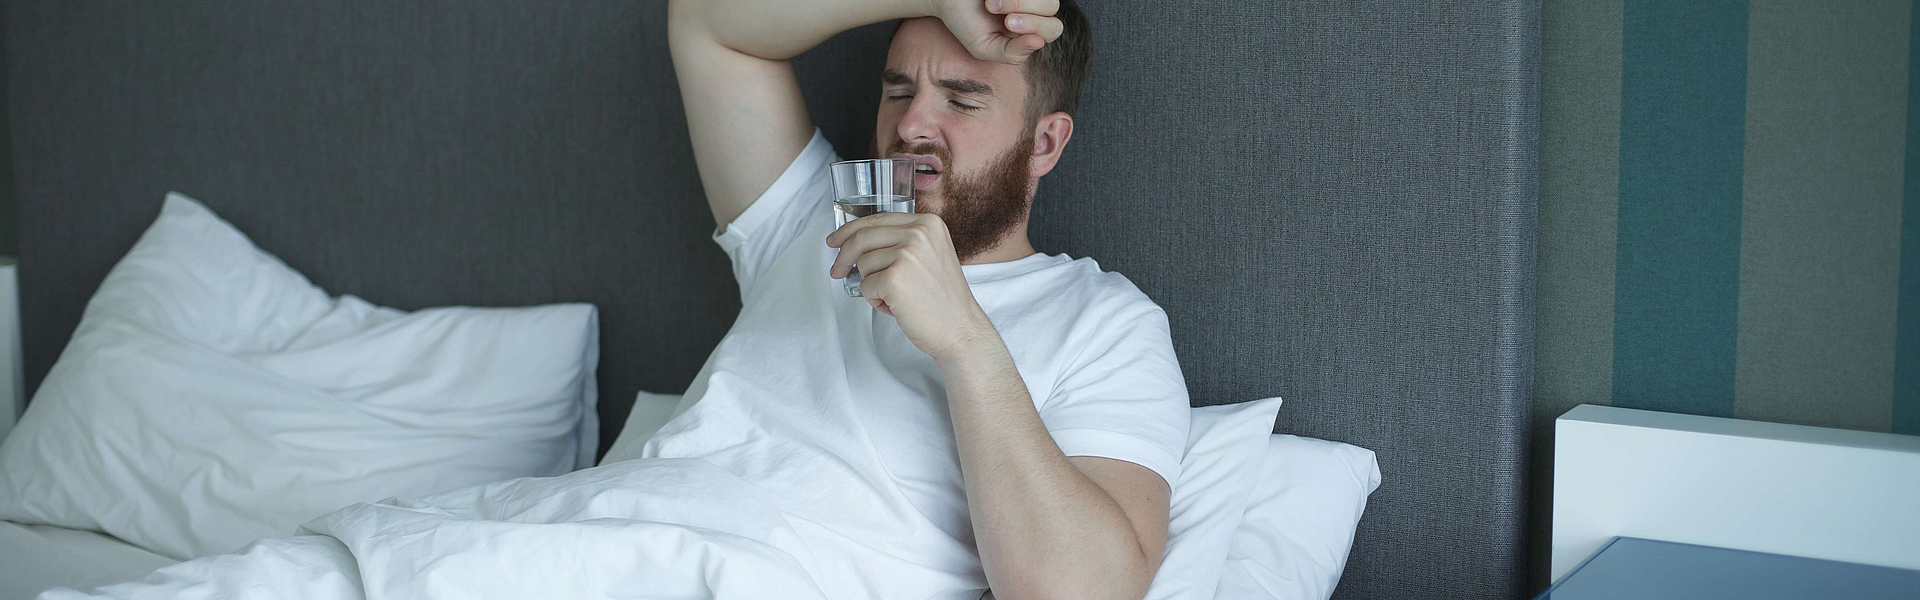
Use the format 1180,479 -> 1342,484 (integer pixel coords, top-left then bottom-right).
1021,0 -> 1094,120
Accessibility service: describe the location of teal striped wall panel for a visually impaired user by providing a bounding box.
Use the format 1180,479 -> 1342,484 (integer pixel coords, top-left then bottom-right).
1542,0 -> 1920,441
1537,0 -> 1920,590
1898,0 -> 1920,437
1737,1 -> 1907,433
1612,0 -> 1749,418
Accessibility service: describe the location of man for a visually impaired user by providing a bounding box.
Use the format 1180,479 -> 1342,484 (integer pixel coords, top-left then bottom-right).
656,1 -> 1190,599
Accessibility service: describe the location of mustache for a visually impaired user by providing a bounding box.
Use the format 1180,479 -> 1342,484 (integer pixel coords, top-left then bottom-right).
883,140 -> 952,170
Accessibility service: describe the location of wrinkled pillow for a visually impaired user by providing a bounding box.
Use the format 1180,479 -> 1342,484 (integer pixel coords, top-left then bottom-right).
1143,398 -> 1284,599
1214,434 -> 1381,600
0,192 -> 599,560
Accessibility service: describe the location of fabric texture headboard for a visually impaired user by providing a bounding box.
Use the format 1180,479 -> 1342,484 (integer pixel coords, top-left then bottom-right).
4,1 -> 1537,597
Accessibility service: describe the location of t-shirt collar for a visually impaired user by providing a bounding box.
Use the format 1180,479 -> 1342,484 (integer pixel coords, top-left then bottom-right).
961,251 -> 1065,284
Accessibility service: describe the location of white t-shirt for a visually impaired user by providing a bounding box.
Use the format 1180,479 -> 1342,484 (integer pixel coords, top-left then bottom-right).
641,129 -> 1190,600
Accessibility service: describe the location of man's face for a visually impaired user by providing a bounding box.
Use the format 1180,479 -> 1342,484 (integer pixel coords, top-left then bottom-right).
873,17 -> 1038,262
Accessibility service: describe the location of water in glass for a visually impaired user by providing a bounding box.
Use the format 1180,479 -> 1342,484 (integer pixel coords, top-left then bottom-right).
833,194 -> 915,297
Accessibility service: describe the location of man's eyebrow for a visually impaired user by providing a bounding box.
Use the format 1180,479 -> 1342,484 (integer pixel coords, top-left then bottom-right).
938,78 -> 993,96
880,69 -> 995,97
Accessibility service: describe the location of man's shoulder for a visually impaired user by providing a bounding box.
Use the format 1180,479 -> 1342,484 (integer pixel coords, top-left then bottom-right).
1029,256 -> 1168,323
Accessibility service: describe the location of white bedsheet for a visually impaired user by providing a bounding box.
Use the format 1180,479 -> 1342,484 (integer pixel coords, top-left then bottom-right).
38,458 -> 844,600
0,520 -> 175,600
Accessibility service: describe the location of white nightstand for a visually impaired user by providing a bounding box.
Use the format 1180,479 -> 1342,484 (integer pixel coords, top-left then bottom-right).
1551,405 -> 1920,582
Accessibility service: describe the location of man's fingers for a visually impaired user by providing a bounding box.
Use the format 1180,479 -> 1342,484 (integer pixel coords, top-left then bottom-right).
853,248 -> 903,279
826,212 -> 920,248
987,0 -> 1058,17
860,272 -> 896,316
829,227 -> 911,278
981,33 -> 1044,64
1016,33 -> 1047,58
1003,14 -> 1062,42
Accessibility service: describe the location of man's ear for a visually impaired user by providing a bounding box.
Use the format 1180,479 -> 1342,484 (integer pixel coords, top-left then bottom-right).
1027,111 -> 1074,178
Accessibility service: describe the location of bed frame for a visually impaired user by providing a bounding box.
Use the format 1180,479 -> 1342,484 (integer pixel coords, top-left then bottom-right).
3,1 -> 1538,597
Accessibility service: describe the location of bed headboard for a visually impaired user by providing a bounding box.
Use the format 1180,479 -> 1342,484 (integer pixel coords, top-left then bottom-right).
3,1 -> 1537,598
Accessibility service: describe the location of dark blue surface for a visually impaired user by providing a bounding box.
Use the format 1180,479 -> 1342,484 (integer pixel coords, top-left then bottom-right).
1537,537 -> 1920,600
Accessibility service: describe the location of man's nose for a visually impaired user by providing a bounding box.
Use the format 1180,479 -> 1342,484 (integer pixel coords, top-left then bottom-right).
895,94 -> 940,144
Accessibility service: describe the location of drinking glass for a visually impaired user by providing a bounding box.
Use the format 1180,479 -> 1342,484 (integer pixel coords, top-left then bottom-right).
830,158 -> 916,298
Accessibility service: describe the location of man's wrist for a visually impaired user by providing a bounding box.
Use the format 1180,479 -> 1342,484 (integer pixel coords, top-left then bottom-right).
932,327 -> 1025,409
931,316 -> 1009,370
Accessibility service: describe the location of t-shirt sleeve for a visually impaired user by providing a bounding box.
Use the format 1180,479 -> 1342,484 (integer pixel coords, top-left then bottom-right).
1038,305 -> 1191,489
712,128 -> 839,291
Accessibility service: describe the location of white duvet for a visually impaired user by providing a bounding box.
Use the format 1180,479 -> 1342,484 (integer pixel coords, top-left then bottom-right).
46,458 -> 835,600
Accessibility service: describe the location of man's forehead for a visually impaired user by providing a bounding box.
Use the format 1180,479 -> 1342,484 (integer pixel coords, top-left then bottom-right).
884,18 -> 1023,90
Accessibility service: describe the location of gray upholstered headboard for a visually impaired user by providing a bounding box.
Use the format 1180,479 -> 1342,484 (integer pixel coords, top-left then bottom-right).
4,1 -> 1536,598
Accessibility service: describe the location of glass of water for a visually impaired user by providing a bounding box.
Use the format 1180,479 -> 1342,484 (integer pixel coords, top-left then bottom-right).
830,158 -> 916,298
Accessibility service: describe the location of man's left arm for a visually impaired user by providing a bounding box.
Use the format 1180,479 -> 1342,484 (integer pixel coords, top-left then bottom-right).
826,213 -> 1168,600
939,334 -> 1170,600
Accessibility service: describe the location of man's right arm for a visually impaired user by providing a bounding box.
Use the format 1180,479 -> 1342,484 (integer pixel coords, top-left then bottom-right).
668,0 -> 1058,232
667,0 -> 936,232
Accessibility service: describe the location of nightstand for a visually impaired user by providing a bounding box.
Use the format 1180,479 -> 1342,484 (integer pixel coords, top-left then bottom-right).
1551,405 -> 1920,581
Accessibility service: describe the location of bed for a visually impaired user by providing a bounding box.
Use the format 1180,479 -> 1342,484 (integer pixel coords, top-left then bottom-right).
2,1 -> 1537,598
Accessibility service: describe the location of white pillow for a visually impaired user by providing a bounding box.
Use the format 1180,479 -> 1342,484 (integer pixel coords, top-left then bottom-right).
0,192 -> 600,561
1214,434 -> 1381,600
1143,397 -> 1284,599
